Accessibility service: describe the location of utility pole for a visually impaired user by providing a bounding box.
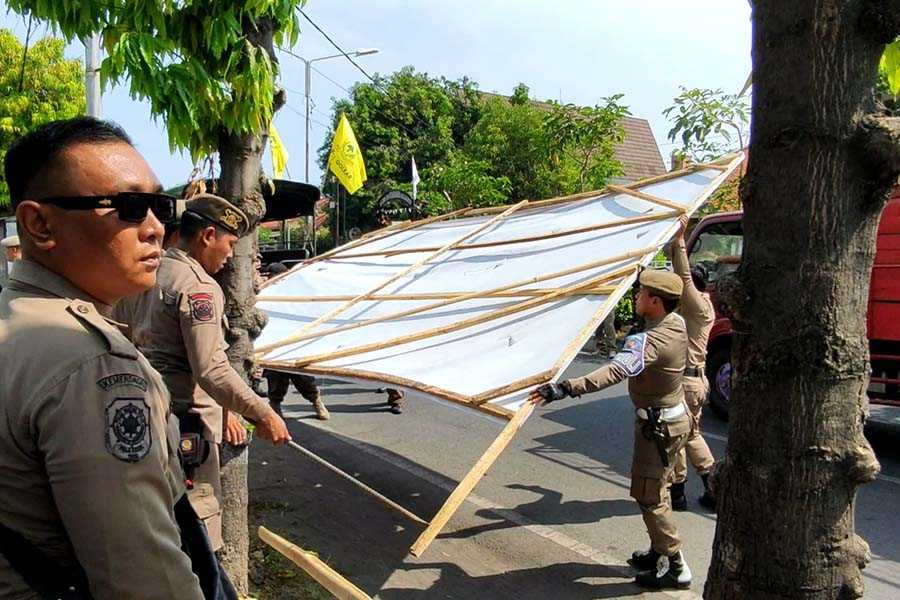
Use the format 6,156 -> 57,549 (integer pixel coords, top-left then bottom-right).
286,48 -> 378,255
84,35 -> 102,117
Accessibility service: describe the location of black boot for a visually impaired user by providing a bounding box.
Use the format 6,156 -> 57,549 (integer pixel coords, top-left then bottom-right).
635,550 -> 692,590
627,547 -> 660,570
670,481 -> 687,511
698,473 -> 716,510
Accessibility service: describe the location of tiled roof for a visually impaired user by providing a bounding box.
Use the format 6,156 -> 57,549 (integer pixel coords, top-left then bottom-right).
615,117 -> 667,182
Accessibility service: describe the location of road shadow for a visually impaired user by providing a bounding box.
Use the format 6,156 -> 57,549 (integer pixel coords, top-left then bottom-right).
378,561 -> 645,600
249,419 -> 649,599
445,484 -> 637,540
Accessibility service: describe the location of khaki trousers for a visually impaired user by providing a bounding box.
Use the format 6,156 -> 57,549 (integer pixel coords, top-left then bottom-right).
674,374 -> 715,482
630,417 -> 689,555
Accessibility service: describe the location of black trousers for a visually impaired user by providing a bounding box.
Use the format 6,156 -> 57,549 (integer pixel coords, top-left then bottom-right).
174,495 -> 238,600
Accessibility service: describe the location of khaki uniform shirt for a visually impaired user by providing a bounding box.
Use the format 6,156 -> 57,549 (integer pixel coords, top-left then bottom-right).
140,248 -> 268,444
0,260 -> 202,600
566,311 -> 688,409
672,241 -> 714,370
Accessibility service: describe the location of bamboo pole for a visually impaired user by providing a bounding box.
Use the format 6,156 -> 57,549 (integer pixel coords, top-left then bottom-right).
258,527 -> 373,600
470,369 -> 557,405
255,254 -> 644,357
327,210 -> 678,260
409,401 -> 536,557
606,184 -> 688,213
284,268 -> 628,368
286,441 -> 427,525
258,287 -> 618,303
278,200 -> 529,346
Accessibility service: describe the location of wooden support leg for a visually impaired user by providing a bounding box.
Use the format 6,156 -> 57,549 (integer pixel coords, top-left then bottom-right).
258,526 -> 373,600
287,441 -> 428,526
409,401 -> 536,557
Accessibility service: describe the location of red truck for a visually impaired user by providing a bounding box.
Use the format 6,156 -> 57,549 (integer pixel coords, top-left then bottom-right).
686,191 -> 900,418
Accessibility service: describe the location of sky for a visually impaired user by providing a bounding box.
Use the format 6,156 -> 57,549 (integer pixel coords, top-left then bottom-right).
1,1 -> 752,189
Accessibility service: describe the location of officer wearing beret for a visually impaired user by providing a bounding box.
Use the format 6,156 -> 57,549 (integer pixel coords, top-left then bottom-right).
0,117 -> 209,598
2,235 -> 21,262
137,193 -> 291,551
530,268 -> 693,590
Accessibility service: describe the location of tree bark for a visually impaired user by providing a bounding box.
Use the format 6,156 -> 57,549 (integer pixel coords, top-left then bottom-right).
212,16 -> 283,594
705,2 -> 900,599
214,130 -> 268,596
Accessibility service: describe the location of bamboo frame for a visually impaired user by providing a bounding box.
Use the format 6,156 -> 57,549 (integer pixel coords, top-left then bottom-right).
255,253 -> 646,356
258,527 -> 372,600
258,361 -> 515,419
286,441 -> 427,525
260,207 -> 474,290
257,287 -> 618,302
409,401 -> 536,557
283,269 -> 626,368
323,210 -> 678,260
606,184 -> 688,213
277,200 -> 529,347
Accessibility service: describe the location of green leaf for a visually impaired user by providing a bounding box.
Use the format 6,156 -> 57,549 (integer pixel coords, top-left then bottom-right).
880,40 -> 900,96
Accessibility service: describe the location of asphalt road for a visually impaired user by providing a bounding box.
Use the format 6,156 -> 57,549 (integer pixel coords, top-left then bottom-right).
250,355 -> 900,599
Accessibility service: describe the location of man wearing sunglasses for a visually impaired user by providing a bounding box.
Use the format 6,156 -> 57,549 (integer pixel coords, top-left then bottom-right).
134,193 -> 291,552
0,117 -> 210,599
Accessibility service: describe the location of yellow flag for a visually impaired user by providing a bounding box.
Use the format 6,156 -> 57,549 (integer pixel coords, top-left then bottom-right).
269,123 -> 290,178
328,114 -> 367,194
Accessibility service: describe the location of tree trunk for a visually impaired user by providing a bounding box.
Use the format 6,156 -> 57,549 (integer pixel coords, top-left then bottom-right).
214,130 -> 269,595
705,2 -> 900,599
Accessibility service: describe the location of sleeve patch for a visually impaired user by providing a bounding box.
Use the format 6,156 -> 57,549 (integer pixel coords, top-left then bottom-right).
610,333 -> 647,377
97,373 -> 148,392
105,398 -> 152,462
188,292 -> 215,323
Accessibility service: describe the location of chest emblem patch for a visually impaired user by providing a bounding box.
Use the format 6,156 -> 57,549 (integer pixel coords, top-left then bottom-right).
105,398 -> 152,462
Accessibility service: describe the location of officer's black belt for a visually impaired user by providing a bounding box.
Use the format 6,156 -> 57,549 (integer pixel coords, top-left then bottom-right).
685,366 -> 703,378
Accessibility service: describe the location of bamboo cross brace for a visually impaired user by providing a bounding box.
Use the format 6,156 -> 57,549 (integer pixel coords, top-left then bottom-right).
258,527 -> 373,600
286,441 -> 427,525
606,184 -> 688,213
255,247 -> 651,356
409,401 -> 536,557
261,207 -> 474,290
326,210 -> 679,260
258,287 -> 618,303
256,200 -> 529,354
282,267 -> 633,368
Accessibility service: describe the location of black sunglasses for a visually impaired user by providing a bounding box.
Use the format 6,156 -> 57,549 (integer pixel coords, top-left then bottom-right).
37,192 -> 178,224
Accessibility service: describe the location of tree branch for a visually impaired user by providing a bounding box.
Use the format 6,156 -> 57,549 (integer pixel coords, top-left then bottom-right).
861,0 -> 900,42
854,115 -> 900,181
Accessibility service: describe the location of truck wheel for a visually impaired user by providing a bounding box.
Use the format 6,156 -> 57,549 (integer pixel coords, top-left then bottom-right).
706,344 -> 732,420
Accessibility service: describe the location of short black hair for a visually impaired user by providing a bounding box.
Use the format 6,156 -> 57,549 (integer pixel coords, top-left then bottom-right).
649,292 -> 679,314
180,210 -> 226,240
4,117 -> 133,207
690,266 -> 708,292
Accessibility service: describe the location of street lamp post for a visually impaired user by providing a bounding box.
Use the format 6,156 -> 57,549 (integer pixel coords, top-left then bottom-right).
294,48 -> 378,255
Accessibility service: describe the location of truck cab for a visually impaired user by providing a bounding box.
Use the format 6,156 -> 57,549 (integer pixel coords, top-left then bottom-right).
686,194 -> 900,418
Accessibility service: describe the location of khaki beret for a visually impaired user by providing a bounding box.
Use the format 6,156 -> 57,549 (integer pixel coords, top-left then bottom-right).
639,269 -> 683,300
1,235 -> 20,248
184,194 -> 249,236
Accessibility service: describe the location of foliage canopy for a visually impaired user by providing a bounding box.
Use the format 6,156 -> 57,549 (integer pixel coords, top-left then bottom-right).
0,28 -> 85,208
8,0 -> 306,161
318,68 -> 628,231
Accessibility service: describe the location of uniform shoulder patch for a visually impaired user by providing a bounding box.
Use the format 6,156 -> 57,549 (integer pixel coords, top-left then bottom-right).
97,373 -> 149,392
105,398 -> 152,462
610,333 -> 647,377
188,292 -> 215,323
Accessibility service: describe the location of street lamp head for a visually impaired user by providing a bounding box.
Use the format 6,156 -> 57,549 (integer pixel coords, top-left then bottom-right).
354,48 -> 379,57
